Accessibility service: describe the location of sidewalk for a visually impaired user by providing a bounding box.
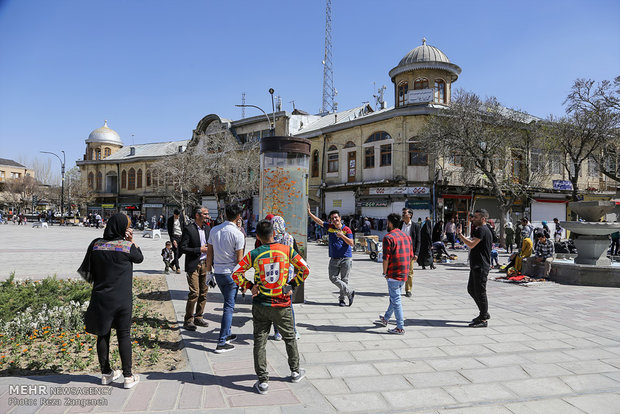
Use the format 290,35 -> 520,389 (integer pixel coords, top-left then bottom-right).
1,240 -> 619,413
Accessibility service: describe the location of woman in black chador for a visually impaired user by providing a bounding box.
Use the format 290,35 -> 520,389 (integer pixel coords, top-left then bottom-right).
417,218 -> 436,269
78,213 -> 143,389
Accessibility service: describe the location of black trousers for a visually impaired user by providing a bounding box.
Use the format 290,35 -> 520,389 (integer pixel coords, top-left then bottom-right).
171,236 -> 182,270
467,266 -> 489,318
97,306 -> 132,377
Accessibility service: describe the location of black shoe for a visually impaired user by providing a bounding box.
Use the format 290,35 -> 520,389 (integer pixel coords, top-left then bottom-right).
226,334 -> 237,343
430,265 -> 436,269
348,291 -> 355,307
405,291 -> 412,297
468,320 -> 488,328
183,321 -> 197,331
215,343 -> 235,353
470,313 -> 491,324
422,266 -> 426,270
194,318 -> 209,327
339,300 -> 346,307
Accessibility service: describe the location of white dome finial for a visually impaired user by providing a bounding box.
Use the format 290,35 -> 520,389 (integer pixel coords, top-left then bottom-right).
104,120 -> 108,127
422,37 -> 427,46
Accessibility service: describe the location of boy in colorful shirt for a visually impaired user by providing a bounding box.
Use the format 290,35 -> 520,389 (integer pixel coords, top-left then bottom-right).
232,219 -> 310,395
378,213 -> 412,335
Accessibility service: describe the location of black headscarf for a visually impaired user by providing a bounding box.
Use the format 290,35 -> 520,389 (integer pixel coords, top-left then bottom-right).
78,213 -> 129,282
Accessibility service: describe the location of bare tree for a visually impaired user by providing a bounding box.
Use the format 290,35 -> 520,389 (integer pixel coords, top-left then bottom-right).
65,167 -> 95,213
3,176 -> 39,213
419,90 -> 544,244
542,76 -> 620,201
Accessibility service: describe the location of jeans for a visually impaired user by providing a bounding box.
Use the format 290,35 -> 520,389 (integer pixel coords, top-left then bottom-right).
446,232 -> 456,249
215,273 -> 238,345
328,257 -> 353,301
384,278 -> 405,330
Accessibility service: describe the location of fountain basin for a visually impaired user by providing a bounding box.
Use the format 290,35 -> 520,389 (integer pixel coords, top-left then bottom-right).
568,200 -> 616,222
551,260 -> 620,288
560,221 -> 620,236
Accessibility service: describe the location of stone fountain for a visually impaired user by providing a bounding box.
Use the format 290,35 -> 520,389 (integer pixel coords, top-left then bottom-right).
551,200 -> 620,287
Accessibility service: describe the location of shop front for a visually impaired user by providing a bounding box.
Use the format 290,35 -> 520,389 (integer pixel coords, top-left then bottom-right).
143,203 -> 163,224
325,190 -> 355,216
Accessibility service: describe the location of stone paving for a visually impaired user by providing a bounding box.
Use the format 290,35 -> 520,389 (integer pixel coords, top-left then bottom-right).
0,224 -> 619,413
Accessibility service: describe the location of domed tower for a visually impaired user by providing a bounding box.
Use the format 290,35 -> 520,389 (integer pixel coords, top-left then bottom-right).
85,120 -> 123,160
389,38 -> 461,108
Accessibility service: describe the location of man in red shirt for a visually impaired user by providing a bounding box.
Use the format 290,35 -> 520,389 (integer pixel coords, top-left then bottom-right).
378,213 -> 412,335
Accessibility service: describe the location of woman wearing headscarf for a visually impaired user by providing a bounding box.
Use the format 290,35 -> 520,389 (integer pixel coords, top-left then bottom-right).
432,220 -> 444,243
271,216 -> 300,340
78,213 -> 143,389
417,218 -> 435,269
514,237 -> 533,273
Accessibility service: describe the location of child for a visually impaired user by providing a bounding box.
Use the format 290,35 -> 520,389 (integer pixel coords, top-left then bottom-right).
161,241 -> 174,273
491,244 -> 499,268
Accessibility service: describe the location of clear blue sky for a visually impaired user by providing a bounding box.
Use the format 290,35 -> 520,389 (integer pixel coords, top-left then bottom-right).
1,0 -> 619,182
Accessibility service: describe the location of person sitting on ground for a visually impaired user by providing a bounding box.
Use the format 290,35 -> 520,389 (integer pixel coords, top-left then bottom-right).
232,219 -> 310,395
534,232 -> 554,278
161,241 -> 174,274
490,245 -> 499,268
432,241 -> 450,262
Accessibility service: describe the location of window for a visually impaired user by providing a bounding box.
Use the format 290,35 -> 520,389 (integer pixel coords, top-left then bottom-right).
311,150 -> 319,177
146,170 -> 151,186
121,170 -> 127,189
398,81 -> 408,106
104,147 -> 111,158
414,78 -> 429,90
95,148 -> 101,160
365,147 -> 375,168
344,141 -> 355,148
152,171 -> 158,187
88,149 -> 93,160
128,168 -> 136,190
88,172 -> 94,189
449,152 -> 463,166
365,131 -> 391,143
551,152 -> 562,174
434,79 -> 446,104
380,144 -> 392,166
588,157 -> 599,177
531,149 -> 545,173
96,172 -> 102,191
328,153 -> 338,173
136,169 -> 142,188
409,143 -> 428,165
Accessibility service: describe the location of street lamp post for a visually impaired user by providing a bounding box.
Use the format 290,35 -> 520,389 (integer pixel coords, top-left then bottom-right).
40,150 -> 66,217
235,88 -> 277,134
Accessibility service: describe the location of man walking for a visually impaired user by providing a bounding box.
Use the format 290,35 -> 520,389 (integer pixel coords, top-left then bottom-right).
444,218 -> 457,249
456,209 -> 493,328
207,203 -> 245,353
308,206 -> 355,306
167,209 -> 185,274
232,220 -> 310,394
400,208 -> 420,297
378,213 -> 412,334
180,206 -> 211,331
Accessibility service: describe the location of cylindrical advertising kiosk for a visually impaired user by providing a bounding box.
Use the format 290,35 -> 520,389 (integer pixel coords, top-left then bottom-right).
259,136 -> 310,303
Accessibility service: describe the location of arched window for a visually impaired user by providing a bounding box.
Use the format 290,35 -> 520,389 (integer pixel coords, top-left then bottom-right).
121,170 -> 127,189
152,171 -> 158,187
88,172 -> 94,189
344,141 -> 355,148
128,168 -> 136,190
398,81 -> 408,106
104,147 -> 111,158
365,131 -> 391,143
88,148 -> 93,160
434,79 -> 446,104
414,78 -> 429,90
95,148 -> 101,160
146,170 -> 151,186
311,150 -> 319,177
136,169 -> 142,188
327,145 -> 338,173
408,142 -> 428,165
96,172 -> 102,191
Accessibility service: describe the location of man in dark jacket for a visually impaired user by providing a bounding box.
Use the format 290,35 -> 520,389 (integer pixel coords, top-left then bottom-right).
179,206 -> 211,331
401,208 -> 421,297
167,209 -> 186,274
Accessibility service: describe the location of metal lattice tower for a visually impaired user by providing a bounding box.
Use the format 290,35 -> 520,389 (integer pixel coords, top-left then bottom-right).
320,0 -> 334,115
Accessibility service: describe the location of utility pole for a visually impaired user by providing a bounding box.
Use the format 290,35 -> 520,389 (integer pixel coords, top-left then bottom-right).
320,0 -> 335,115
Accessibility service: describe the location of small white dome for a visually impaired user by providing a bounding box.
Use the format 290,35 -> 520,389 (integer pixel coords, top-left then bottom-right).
86,120 -> 123,145
389,38 -> 461,81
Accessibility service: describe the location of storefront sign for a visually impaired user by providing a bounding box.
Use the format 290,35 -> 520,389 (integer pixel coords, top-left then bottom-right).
332,199 -> 342,207
101,204 -> 115,209
143,203 -> 163,208
406,200 -> 430,209
407,89 -> 433,104
357,201 -> 389,207
552,180 -> 573,190
369,187 -> 429,195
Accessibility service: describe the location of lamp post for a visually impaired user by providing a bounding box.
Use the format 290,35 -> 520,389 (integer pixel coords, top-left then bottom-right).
235,88 -> 276,134
40,150 -> 65,217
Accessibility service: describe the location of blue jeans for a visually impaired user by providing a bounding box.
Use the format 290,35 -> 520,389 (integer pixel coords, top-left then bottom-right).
384,278 -> 405,330
215,273 -> 238,346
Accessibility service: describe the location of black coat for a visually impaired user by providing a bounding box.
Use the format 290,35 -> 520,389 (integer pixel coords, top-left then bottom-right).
417,220 -> 433,267
401,220 -> 421,258
180,221 -> 211,273
167,214 -> 186,240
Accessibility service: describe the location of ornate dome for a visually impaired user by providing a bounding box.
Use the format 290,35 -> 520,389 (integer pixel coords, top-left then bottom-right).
86,120 -> 123,145
389,38 -> 461,81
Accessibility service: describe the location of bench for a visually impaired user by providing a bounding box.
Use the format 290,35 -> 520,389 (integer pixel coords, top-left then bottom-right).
143,229 -> 162,239
32,221 -> 48,228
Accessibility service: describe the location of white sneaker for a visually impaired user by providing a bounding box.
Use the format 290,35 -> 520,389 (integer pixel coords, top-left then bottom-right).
273,332 -> 283,341
291,368 -> 306,383
101,370 -> 121,385
123,374 -> 140,389
254,381 -> 269,395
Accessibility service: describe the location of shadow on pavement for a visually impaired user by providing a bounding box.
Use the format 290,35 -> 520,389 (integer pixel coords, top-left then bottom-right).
405,318 -> 469,327
297,322 -> 386,335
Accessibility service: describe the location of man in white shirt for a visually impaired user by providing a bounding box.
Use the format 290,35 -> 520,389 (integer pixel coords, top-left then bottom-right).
207,203 -> 245,353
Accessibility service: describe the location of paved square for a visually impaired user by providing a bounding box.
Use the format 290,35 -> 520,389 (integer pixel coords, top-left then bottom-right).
0,225 -> 619,413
